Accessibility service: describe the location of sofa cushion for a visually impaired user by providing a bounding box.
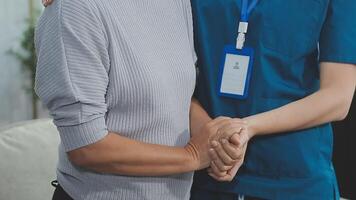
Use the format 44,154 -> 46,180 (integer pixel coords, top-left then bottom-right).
0,119 -> 59,200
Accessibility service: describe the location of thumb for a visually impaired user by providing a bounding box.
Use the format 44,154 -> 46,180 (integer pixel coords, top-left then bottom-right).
230,128 -> 249,147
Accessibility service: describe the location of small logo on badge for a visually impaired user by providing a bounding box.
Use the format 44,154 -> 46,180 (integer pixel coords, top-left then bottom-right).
233,62 -> 240,69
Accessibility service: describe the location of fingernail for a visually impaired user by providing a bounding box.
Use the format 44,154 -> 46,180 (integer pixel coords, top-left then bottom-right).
221,139 -> 228,144
211,140 -> 218,147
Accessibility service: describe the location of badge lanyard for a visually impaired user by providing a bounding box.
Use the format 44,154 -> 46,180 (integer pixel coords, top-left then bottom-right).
217,0 -> 260,99
236,0 -> 260,49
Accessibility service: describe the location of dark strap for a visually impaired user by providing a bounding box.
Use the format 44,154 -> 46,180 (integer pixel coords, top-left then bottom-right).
51,180 -> 74,200
51,180 -> 59,188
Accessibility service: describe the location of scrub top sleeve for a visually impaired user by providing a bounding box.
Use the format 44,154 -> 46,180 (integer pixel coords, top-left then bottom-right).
319,0 -> 356,64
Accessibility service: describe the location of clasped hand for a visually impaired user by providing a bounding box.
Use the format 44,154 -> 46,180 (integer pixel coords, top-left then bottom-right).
206,117 -> 252,182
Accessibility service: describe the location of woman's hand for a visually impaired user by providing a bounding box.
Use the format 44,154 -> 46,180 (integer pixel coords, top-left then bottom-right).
207,118 -> 255,181
42,0 -> 53,7
208,143 -> 247,182
186,117 -> 238,170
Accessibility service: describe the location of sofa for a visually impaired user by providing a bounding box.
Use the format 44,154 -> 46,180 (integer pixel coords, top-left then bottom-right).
0,119 -> 59,200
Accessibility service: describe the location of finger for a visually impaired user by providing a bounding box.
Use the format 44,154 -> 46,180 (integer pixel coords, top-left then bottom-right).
210,119 -> 241,141
221,139 -> 243,160
209,148 -> 233,171
217,125 -> 244,144
210,161 -> 228,177
209,119 -> 236,141
209,159 -> 244,182
239,128 -> 250,145
208,148 -> 219,160
225,160 -> 243,179
212,141 -> 236,166
208,172 -> 233,182
210,162 -> 227,178
230,128 -> 249,147
240,142 -> 248,160
230,134 -> 241,147
212,120 -> 246,142
229,133 -> 244,148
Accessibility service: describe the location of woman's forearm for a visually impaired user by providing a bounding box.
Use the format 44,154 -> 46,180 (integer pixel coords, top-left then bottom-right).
245,89 -> 350,136
68,133 -> 199,176
244,62 -> 356,137
68,99 -> 229,176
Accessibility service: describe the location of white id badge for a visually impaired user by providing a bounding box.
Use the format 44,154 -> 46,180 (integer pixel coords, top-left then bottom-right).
217,45 -> 254,99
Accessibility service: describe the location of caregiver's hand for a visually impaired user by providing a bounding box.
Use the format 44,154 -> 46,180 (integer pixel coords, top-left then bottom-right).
42,0 -> 53,7
208,143 -> 247,182
207,119 -> 254,181
187,117 -> 237,170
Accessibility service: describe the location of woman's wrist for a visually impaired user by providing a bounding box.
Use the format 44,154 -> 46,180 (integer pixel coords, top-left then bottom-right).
242,116 -> 259,138
183,142 -> 201,171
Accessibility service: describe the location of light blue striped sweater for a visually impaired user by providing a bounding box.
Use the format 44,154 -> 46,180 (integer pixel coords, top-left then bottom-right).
35,0 -> 197,199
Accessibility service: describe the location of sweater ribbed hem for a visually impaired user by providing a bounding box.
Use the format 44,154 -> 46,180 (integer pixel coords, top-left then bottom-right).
57,168 -> 194,200
57,117 -> 108,152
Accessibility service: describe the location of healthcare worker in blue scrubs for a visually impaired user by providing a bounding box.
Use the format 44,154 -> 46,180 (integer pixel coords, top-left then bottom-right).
190,0 -> 356,199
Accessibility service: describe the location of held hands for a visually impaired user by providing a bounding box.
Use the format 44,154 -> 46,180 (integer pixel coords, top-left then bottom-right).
186,116 -> 255,180
207,118 -> 254,182
186,117 -> 237,170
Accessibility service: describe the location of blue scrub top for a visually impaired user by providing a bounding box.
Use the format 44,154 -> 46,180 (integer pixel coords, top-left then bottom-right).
191,0 -> 356,199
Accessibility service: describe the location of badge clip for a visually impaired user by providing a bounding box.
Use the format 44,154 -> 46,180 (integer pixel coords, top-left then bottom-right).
236,22 -> 248,49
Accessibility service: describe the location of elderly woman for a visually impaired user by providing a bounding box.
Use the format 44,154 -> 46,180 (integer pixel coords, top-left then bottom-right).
35,0 -> 246,200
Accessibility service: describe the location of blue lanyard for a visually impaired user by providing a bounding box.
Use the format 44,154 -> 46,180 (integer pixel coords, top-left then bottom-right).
240,0 -> 260,22
236,0 -> 260,49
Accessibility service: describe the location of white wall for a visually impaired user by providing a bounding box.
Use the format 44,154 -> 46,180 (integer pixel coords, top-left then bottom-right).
0,0 -> 47,126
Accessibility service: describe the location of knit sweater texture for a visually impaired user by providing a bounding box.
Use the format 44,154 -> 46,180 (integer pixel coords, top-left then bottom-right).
35,0 -> 197,199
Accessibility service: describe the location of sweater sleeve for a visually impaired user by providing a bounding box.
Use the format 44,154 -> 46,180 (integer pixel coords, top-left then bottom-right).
184,0 -> 198,64
35,0 -> 110,152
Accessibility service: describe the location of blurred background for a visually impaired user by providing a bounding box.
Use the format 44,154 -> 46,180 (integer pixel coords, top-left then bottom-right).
0,1 -> 354,199
0,0 -> 48,127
